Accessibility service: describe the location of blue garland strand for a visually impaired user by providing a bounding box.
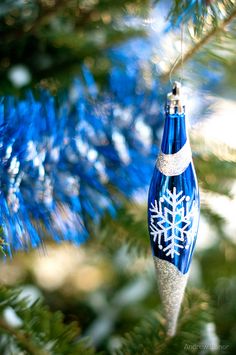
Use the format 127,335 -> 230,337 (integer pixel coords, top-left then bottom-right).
0,64 -> 164,256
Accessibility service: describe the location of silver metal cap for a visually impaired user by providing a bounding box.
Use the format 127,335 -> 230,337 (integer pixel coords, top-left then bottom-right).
167,81 -> 184,114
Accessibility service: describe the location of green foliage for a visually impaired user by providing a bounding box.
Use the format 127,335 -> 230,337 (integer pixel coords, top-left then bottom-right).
94,206 -> 150,255
168,0 -> 236,37
213,277 -> 236,353
163,1 -> 236,92
0,0 -> 150,93
195,153 -> 236,197
0,227 -> 9,256
193,13 -> 236,91
0,286 -> 97,355
117,289 -> 212,355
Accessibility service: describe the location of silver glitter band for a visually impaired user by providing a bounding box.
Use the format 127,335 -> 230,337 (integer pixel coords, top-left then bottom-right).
157,140 -> 192,176
153,257 -> 188,336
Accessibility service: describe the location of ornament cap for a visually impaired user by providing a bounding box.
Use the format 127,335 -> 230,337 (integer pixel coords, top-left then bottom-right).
167,81 -> 184,114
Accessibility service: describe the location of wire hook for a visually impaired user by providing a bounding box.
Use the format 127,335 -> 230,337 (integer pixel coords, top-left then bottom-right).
169,23 -> 184,86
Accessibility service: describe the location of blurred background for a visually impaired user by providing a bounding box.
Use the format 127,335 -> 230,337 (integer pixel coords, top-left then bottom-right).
0,0 -> 236,354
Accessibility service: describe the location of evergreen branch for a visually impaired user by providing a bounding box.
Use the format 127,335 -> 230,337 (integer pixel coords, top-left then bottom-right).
0,0 -> 149,42
213,276 -> 236,348
167,0 -> 236,35
0,0 -> 68,42
0,318 -> 48,355
94,206 -> 150,256
195,153 -> 236,197
116,289 -> 212,355
0,227 -> 9,256
0,286 -> 96,355
161,5 -> 236,82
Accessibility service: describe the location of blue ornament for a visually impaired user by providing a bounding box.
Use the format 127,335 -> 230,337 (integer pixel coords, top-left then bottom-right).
147,82 -> 200,336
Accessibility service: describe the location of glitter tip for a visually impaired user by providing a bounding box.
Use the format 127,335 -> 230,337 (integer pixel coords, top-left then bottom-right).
153,257 -> 189,336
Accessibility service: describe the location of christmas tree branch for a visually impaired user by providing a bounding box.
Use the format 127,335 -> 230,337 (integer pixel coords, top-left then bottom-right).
0,0 -> 68,42
0,287 -> 96,355
161,5 -> 236,82
0,318 -> 48,355
117,289 -> 212,355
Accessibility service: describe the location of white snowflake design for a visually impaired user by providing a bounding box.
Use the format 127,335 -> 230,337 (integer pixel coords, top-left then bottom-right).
149,187 -> 198,258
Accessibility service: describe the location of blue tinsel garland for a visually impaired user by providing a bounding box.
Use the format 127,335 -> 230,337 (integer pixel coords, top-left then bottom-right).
0,64 -> 165,256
